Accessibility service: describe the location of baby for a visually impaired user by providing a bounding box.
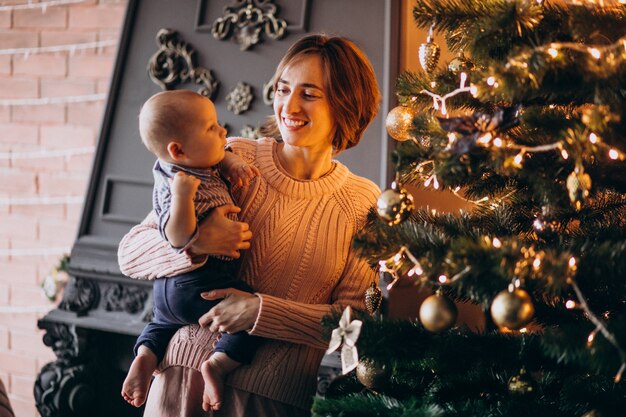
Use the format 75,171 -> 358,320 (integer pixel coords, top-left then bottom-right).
121,90 -> 261,412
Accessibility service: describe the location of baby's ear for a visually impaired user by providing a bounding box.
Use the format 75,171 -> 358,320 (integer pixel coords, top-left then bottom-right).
166,141 -> 185,161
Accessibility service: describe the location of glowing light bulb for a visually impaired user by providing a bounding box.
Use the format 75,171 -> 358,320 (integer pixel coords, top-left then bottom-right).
438,275 -> 448,284
609,149 -> 620,160
587,332 -> 596,344
492,237 -> 502,248
433,176 -> 440,190
487,76 -> 496,86
460,72 -> 467,87
533,257 -> 541,269
470,85 -> 478,97
565,300 -> 576,309
514,153 -> 524,165
569,257 -> 577,268
589,133 -> 598,143
493,137 -> 503,147
589,48 -> 601,59
548,48 -> 558,58
478,133 -> 492,144
561,149 -> 569,160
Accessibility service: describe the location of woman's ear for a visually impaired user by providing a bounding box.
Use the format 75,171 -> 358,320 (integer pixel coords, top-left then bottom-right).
166,141 -> 185,161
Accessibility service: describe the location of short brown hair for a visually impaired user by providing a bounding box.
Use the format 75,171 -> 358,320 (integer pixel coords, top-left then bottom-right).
262,34 -> 381,153
139,90 -> 205,159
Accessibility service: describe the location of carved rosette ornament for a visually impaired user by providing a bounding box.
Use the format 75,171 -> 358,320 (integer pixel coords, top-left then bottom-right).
59,277 -> 98,316
263,79 -> 274,105
102,283 -> 149,314
241,125 -> 261,139
226,82 -> 254,114
212,0 -> 287,51
148,28 -> 219,99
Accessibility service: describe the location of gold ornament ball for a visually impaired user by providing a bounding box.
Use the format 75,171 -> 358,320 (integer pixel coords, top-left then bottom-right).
490,288 -> 535,330
376,186 -> 414,225
448,51 -> 474,74
508,368 -> 536,395
385,106 -> 415,142
419,292 -> 458,332
356,359 -> 389,390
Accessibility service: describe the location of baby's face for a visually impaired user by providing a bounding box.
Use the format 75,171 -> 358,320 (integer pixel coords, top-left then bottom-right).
181,97 -> 227,169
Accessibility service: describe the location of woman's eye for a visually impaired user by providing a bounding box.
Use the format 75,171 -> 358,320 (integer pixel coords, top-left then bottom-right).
276,87 -> 289,95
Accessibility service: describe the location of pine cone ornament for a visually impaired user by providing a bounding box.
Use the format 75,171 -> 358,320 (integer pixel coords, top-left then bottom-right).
365,282 -> 382,315
419,37 -> 440,74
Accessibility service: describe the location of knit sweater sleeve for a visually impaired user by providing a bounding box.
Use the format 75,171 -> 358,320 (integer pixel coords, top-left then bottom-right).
249,176 -> 380,350
117,211 -> 206,279
250,249 -> 376,350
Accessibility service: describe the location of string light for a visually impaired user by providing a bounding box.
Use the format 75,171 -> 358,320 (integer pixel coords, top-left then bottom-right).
589,133 -> 599,143
0,39 -> 117,56
608,149 -> 620,160
510,34 -> 626,71
569,276 -> 626,383
0,0 -> 86,12
0,93 -> 106,107
419,72 -> 475,116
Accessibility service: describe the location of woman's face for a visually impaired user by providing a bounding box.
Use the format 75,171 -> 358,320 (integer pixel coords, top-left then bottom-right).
273,54 -> 334,153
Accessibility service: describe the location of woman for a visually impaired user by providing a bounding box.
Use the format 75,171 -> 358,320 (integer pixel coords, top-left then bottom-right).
118,34 -> 381,416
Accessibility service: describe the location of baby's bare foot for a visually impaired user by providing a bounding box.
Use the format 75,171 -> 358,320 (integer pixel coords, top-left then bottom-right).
121,350 -> 157,408
201,356 -> 226,411
200,353 -> 241,411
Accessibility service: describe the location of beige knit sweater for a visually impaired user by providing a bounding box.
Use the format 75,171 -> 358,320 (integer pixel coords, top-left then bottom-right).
117,137 -> 380,409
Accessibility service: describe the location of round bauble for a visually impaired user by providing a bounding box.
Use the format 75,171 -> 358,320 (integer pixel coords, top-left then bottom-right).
419,292 -> 458,332
490,288 -> 535,330
385,106 -> 416,142
508,368 -> 536,396
356,359 -> 390,390
532,206 -> 560,240
376,185 -> 414,226
448,51 -> 474,74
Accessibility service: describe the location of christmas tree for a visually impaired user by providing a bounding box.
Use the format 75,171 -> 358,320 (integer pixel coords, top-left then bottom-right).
314,1 -> 626,416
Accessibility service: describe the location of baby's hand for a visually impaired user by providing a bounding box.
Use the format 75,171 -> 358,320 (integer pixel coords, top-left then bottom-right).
171,171 -> 201,198
227,163 -> 260,189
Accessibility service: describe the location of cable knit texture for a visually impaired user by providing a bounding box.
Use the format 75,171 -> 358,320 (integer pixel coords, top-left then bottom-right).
117,137 -> 380,409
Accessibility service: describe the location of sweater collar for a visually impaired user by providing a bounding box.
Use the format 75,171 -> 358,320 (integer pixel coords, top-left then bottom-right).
256,138 -> 349,198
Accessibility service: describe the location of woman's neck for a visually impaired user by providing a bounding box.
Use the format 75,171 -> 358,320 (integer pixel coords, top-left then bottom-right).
277,142 -> 333,180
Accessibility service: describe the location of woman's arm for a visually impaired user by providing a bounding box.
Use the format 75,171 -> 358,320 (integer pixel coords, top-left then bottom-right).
199,246 -> 376,350
251,249 -> 375,350
118,205 -> 252,279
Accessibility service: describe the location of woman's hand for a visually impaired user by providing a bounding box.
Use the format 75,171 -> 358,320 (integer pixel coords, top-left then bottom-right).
189,205 -> 252,259
198,288 -> 260,334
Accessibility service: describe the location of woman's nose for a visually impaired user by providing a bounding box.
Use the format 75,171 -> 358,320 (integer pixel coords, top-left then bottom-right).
282,93 -> 300,114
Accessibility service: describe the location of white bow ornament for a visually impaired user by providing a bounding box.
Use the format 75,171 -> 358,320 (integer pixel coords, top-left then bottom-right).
326,306 -> 363,374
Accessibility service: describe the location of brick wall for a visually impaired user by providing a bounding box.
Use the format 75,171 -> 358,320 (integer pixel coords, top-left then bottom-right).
0,1 -> 127,416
